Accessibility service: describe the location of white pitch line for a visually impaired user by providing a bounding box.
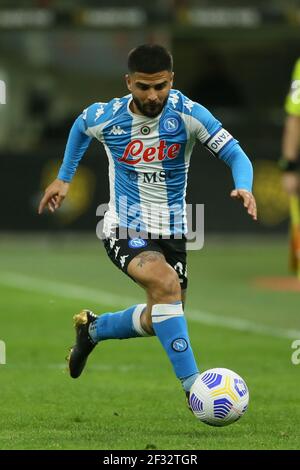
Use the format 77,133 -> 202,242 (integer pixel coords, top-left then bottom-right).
0,271 -> 299,340
0,271 -> 134,306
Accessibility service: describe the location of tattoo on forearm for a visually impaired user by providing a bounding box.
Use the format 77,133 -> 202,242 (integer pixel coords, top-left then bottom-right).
136,251 -> 164,268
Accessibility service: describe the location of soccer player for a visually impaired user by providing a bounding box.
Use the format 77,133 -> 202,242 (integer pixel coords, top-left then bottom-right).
279,58 -> 300,278
279,58 -> 300,193
38,45 -> 257,404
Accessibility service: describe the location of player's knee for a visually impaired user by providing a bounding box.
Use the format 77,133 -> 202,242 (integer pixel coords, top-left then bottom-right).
149,270 -> 181,303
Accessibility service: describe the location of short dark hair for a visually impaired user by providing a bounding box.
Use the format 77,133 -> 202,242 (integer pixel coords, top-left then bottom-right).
128,44 -> 173,74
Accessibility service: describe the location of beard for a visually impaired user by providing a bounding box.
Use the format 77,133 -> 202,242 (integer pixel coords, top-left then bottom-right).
132,95 -> 169,118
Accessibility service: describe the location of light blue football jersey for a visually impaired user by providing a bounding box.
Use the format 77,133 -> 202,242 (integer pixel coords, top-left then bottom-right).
58,89 -> 249,236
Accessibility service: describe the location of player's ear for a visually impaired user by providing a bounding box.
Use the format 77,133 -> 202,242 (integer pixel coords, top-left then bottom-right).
125,74 -> 132,92
170,72 -> 174,87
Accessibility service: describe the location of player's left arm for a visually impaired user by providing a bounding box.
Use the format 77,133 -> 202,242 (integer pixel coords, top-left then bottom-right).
220,144 -> 257,221
191,102 -> 257,221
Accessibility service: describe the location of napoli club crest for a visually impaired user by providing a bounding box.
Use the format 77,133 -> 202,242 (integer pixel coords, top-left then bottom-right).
172,338 -> 188,352
128,238 -> 148,248
163,117 -> 180,133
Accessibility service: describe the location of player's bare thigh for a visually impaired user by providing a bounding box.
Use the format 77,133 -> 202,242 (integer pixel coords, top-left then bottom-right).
128,251 -> 186,334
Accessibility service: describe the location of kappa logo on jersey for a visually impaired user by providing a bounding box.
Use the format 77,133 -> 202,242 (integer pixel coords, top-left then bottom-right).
163,117 -> 180,133
120,254 -> 129,268
128,238 -> 148,248
109,237 -> 119,249
114,245 -> 121,258
169,92 -> 179,108
95,105 -> 105,121
113,99 -> 123,114
184,99 -> 194,112
172,338 -> 188,352
109,125 -> 127,135
118,140 -> 181,165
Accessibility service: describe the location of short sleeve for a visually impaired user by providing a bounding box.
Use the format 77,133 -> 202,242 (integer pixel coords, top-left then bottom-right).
285,59 -> 300,116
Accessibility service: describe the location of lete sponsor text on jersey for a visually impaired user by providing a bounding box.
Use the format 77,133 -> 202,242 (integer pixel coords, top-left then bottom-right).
118,139 -> 181,164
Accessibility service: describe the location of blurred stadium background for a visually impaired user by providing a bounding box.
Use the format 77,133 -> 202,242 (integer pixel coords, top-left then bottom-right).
1,0 -> 300,232
0,0 -> 300,451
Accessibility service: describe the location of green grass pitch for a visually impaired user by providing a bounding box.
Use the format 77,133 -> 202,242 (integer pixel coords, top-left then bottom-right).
0,235 -> 299,450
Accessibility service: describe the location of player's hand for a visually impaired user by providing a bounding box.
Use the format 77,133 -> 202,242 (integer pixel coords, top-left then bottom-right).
282,172 -> 300,196
230,189 -> 257,221
38,178 -> 70,214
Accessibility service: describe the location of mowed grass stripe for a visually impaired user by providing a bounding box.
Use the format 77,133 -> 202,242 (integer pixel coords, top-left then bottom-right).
1,271 -> 299,340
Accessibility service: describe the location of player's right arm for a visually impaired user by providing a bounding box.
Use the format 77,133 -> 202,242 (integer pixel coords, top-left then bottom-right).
38,178 -> 70,214
280,59 -> 300,195
38,106 -> 95,214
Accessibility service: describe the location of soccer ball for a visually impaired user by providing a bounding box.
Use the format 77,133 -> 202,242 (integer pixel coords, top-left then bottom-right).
189,368 -> 249,427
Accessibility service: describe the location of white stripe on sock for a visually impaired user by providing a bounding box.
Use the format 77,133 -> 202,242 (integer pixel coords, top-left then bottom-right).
151,303 -> 184,323
132,304 -> 150,336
